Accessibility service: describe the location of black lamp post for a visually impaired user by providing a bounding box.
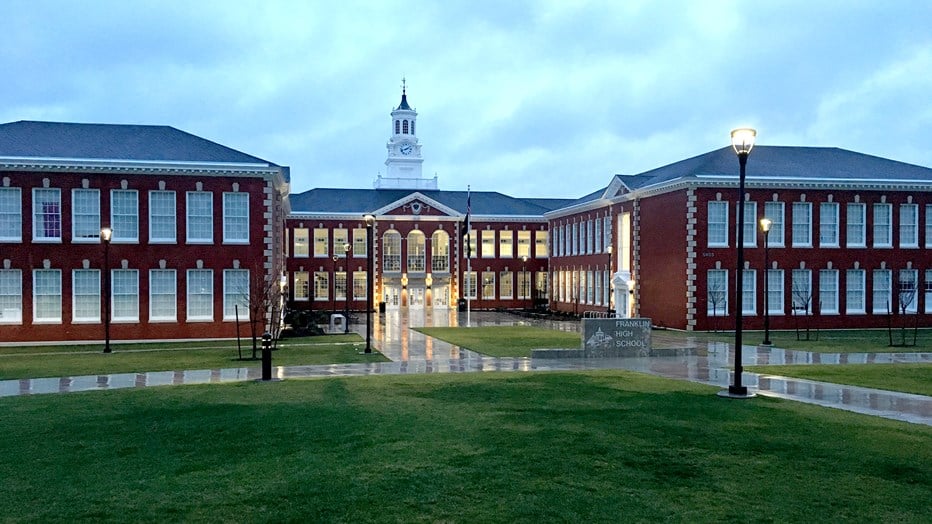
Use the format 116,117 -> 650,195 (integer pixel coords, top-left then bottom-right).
521,255 -> 528,309
100,227 -> 112,354
721,127 -> 757,399
364,214 -> 375,353
343,242 -> 351,334
760,217 -> 773,346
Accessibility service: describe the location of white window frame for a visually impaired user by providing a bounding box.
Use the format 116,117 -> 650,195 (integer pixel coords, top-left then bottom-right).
72,269 -> 101,322
0,269 -> 23,324
925,205 -> 932,248
742,269 -> 756,315
353,271 -> 367,301
149,191 -> 177,243
314,272 -> 329,301
223,269 -> 249,320
222,192 -> 249,244
819,202 -> 839,247
72,189 -> 100,243
352,227 -> 367,257
763,201 -> 785,247
740,201 -> 757,248
925,270 -> 932,314
383,231 -> 402,272
499,230 -> 513,259
846,203 -> 866,247
517,230 -> 531,259
499,271 -> 513,300
33,268 -> 62,323
872,269 -> 892,314
707,201 -> 728,247
186,269 -> 214,321
899,203 -> 918,248
706,269 -> 728,316
0,187 -> 22,242
535,230 -> 548,258
149,269 -> 177,322
819,269 -> 839,315
791,269 -> 812,315
112,269 -> 139,322
464,271 -> 477,299
110,189 -> 139,243
846,269 -> 866,314
873,203 -> 892,248
792,202 -> 812,247
481,230 -> 496,258
186,192 -> 213,244
481,271 -> 496,300
32,188 -> 62,242
294,271 -> 310,301
313,228 -> 329,257
767,269 -> 785,315
897,269 -> 918,314
294,228 -> 310,258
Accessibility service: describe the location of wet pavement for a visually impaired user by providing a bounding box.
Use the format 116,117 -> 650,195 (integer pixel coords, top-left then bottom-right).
2,309 -> 930,426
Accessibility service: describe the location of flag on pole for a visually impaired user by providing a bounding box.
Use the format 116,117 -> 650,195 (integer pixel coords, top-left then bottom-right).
462,186 -> 471,258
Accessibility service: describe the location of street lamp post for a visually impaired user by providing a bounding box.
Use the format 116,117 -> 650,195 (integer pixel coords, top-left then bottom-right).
607,245 -> 613,315
760,218 -> 773,346
521,255 -> 528,310
343,242 -> 351,334
721,127 -> 757,399
100,227 -> 112,354
364,214 -> 375,353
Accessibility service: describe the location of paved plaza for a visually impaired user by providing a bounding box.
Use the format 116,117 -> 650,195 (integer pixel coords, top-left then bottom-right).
2,310 -> 930,426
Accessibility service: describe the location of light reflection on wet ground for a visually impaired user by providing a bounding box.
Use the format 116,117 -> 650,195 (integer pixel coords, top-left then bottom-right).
2,310 -> 930,426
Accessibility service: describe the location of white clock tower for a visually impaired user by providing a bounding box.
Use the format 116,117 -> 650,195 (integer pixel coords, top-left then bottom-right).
376,80 -> 437,190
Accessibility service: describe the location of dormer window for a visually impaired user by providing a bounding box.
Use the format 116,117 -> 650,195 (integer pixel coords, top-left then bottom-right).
403,120 -> 409,134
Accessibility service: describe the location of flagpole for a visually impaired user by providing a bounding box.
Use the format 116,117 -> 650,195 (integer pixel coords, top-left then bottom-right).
466,185 -> 471,328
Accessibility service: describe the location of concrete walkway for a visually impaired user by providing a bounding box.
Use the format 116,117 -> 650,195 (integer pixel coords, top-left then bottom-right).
2,309 -> 930,426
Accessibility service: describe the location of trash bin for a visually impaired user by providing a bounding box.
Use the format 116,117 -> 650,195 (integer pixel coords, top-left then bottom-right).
457,298 -> 466,312
379,301 -> 386,313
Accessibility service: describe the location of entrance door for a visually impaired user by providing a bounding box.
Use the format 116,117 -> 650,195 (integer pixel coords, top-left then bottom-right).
409,287 -> 425,309
432,284 -> 449,309
384,285 -> 401,310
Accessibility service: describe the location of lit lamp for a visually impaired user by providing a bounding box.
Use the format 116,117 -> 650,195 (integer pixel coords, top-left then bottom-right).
100,227 -> 113,354
425,273 -> 433,289
720,127 -> 757,399
343,242 -> 351,334
760,218 -> 773,346
364,214 -> 376,353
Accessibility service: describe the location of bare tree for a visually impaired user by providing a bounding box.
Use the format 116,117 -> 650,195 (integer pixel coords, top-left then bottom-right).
891,270 -> 918,347
233,261 -> 284,359
707,276 -> 727,332
791,273 -> 814,341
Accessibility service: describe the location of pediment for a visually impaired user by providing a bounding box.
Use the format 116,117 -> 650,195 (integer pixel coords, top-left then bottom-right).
602,175 -> 631,199
374,192 -> 461,217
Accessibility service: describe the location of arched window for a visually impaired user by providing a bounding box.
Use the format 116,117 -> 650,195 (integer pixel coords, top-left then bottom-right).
403,120 -> 409,134
383,230 -> 401,272
407,230 -> 425,273
431,230 -> 449,273
411,121 -> 415,135
394,120 -> 400,134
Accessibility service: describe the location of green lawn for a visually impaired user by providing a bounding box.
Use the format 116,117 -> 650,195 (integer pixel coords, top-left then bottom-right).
668,328 -> 932,353
748,363 -> 932,396
0,334 -> 387,380
414,325 -> 580,357
0,371 -> 928,522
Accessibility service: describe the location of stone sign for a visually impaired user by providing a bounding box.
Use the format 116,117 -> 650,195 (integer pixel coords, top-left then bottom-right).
582,318 -> 652,357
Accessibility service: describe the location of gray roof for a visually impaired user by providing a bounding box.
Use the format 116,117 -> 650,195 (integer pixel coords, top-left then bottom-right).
629,145 -> 932,189
0,120 -> 279,167
290,188 -> 569,216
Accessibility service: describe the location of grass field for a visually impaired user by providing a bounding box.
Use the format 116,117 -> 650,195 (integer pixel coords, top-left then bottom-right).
0,334 -> 387,380
748,363 -> 932,396
414,325 -> 580,357
0,371 -> 928,522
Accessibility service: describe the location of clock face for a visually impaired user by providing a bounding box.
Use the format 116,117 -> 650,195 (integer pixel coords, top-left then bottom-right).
400,143 -> 413,155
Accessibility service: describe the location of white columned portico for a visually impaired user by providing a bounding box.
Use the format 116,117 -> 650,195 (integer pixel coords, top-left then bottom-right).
612,270 -> 632,318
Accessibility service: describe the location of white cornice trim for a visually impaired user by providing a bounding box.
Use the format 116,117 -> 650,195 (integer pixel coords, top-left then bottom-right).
544,198 -> 612,219
287,212 -> 547,224
0,156 -> 280,175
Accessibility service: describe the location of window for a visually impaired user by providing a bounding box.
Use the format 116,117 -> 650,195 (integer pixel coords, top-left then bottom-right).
872,269 -> 892,314
482,271 -> 495,300
586,220 -> 594,254
353,227 -> 367,257
792,202 -> 812,247
586,270 -> 594,304
707,201 -> 727,247
111,190 -> 138,242
791,269 -> 812,314
499,271 -> 513,299
112,269 -> 139,321
223,269 -> 249,320
149,191 -> 176,243
353,272 -> 367,301
517,231 -> 531,259
579,222 -> 587,254
431,230 -> 449,272
767,269 -> 784,315
464,271 -> 477,299
900,204 -> 918,248
150,269 -> 177,321
873,203 -> 892,248
536,271 -> 548,300
0,269 -> 22,324
72,189 -> 100,242
925,270 -> 932,313
33,269 -> 62,322
741,201 -> 757,247
819,270 -> 839,314
33,188 -> 61,241
333,228 -> 349,256
707,269 -> 728,316
499,230 -> 513,258
535,231 -> 548,258
402,120 -> 409,134
742,270 -> 756,315
72,269 -> 100,322
394,120 -> 400,134
407,231 -> 425,272
846,269 -> 866,314
186,192 -> 213,243
897,269 -> 918,314
186,269 -> 213,320
764,201 -> 785,247
223,193 -> 249,243
383,231 -> 401,272
313,228 -> 329,257
517,269 -> 531,300
572,223 -> 578,255
926,205 -> 932,248
819,202 -> 839,247
846,203 -> 866,247
594,219 -> 602,253
334,272 -> 347,301
294,271 -> 310,301
0,187 -> 21,241
294,228 -> 310,257
481,230 -> 495,258
314,272 -> 329,301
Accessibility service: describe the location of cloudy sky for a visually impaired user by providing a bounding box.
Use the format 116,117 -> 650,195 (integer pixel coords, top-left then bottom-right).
3,0 -> 930,198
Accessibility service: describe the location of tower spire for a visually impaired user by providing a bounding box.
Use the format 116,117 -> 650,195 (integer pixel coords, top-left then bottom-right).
396,77 -> 412,111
